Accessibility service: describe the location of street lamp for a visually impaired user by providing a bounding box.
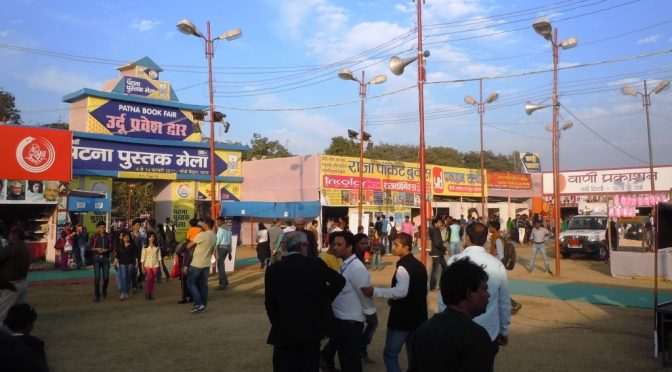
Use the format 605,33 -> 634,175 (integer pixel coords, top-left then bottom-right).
177,19 -> 241,220
464,79 -> 498,221
527,17 -> 577,277
338,69 -> 386,229
389,0 -> 430,264
621,79 -> 669,343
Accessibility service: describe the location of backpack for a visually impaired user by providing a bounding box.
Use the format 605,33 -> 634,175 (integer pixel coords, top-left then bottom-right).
389,225 -> 398,241
501,239 -> 516,270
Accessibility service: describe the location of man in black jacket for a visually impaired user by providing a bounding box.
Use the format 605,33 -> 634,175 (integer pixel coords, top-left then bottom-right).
428,217 -> 447,291
409,257 -> 492,372
265,231 -> 345,372
361,232 -> 427,371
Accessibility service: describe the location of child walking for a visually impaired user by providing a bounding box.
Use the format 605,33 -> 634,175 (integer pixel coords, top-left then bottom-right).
141,232 -> 162,300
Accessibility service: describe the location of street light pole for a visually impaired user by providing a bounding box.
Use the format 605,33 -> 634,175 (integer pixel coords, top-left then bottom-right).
465,79 -> 498,222
622,79 -> 670,352
358,71 -> 366,230
551,27 -> 561,277
338,69 -> 386,230
388,1 -> 430,264
206,21 -> 217,220
177,19 -> 241,220
530,18 -> 577,276
416,0 -> 428,265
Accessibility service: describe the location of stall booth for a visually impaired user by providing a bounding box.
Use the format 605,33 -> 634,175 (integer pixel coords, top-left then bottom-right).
0,125 -> 72,265
655,202 -> 672,365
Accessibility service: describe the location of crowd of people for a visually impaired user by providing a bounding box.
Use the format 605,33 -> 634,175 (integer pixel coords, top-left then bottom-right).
265,219 -> 515,372
68,215 -> 234,314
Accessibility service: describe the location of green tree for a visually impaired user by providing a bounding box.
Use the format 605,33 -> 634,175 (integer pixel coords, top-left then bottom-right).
0,89 -> 21,124
323,136 -> 359,157
322,140 -> 517,171
242,133 -> 292,161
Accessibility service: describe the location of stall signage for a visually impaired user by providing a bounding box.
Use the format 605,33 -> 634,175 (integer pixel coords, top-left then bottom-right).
89,99 -> 194,141
72,137 -> 227,177
124,76 -> 166,97
542,166 -> 672,194
488,172 -> 532,190
1,125 -> 72,182
319,155 -> 483,206
519,152 -> 541,173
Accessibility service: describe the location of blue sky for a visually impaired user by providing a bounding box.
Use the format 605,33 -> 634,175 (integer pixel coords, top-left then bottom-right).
1,0 -> 671,171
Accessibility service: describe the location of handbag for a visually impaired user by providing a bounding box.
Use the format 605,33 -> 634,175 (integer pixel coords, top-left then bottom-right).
64,241 -> 73,252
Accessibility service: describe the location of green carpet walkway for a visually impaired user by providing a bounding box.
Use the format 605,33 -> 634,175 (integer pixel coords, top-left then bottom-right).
27,261 -> 672,309
509,278 -> 672,309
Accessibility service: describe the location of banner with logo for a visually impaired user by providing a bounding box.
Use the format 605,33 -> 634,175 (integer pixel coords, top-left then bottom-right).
542,166 -> 672,194
431,165 -> 485,197
1,125 -> 72,182
197,181 -> 241,202
487,172 -> 532,190
123,76 -> 171,100
172,181 -> 196,242
85,97 -> 198,142
320,155 -> 423,207
72,136 -> 239,179
519,152 -> 541,173
319,155 -> 482,206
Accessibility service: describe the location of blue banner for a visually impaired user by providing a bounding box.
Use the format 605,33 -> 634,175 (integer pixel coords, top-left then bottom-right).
89,98 -> 194,141
124,76 -> 160,97
68,195 -> 111,212
72,137 -> 227,177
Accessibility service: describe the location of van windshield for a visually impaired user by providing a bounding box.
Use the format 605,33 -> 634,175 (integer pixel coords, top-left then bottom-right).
567,217 -> 607,230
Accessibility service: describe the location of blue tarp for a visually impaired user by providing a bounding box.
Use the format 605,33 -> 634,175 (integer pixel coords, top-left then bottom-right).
219,201 -> 321,219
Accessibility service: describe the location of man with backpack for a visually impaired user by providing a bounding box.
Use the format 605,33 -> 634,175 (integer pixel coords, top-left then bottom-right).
488,221 -> 522,315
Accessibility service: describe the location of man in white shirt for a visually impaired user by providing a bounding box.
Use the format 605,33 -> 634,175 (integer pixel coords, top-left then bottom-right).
438,222 -> 511,370
324,230 -> 377,372
527,220 -> 551,274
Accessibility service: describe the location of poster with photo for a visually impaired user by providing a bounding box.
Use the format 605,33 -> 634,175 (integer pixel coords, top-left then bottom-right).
27,181 -> 45,202
6,180 -> 26,201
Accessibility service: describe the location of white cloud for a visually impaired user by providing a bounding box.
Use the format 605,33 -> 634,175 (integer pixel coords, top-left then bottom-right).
132,19 -> 161,32
637,34 -> 661,44
0,30 -> 11,38
21,67 -> 104,95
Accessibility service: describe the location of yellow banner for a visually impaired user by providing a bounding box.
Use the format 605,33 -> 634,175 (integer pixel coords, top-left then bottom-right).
118,171 -> 176,180
430,165 -> 486,197
172,181 -> 196,242
216,150 -> 242,177
319,155 -> 485,206
197,181 -> 241,202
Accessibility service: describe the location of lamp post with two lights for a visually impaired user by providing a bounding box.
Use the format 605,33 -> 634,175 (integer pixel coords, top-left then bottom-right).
338,69 -> 387,229
177,19 -> 241,219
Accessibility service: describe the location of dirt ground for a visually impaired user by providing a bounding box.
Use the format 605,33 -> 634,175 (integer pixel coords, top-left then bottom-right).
26,243 -> 672,372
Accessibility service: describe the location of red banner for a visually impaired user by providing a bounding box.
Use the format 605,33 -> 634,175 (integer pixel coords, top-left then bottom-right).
487,172 -> 531,190
1,125 -> 72,182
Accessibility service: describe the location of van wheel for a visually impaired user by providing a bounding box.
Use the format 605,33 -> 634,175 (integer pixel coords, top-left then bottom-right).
561,252 -> 571,259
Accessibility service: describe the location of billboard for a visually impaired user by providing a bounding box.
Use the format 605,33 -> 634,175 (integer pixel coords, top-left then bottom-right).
0,125 -> 72,182
319,155 -> 483,206
488,172 -> 532,190
88,98 -> 195,141
519,152 -> 541,173
72,136 -> 242,180
541,166 -> 672,194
